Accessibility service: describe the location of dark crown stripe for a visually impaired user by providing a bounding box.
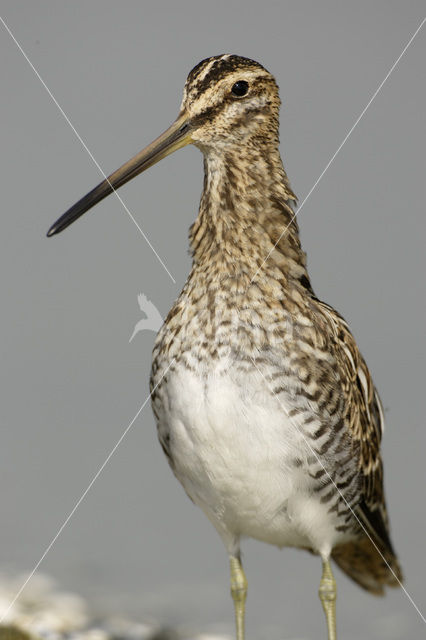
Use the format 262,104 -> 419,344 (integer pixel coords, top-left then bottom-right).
187,55 -> 267,98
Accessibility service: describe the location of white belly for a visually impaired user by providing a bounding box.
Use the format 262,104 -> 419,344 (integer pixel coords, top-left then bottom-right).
157,360 -> 342,556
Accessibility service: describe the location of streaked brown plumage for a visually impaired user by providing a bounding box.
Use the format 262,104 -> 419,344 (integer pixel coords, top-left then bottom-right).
48,54 -> 402,640
153,53 -> 402,591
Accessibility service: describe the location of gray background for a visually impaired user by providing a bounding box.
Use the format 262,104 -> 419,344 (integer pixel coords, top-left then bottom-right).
1,2 -> 425,639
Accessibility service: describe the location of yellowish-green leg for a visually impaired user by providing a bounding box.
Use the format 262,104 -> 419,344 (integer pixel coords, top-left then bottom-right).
230,555 -> 248,640
318,559 -> 337,640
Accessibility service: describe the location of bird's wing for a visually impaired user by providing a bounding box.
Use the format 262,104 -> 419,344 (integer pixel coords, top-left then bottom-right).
315,299 -> 394,551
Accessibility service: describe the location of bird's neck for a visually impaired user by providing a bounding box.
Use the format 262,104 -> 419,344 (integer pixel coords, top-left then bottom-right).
189,142 -> 310,289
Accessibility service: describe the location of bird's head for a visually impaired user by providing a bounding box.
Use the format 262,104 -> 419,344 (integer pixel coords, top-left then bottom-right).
47,55 -> 280,236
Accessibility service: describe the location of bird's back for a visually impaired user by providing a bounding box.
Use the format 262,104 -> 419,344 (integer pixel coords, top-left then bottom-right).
309,297 -> 403,593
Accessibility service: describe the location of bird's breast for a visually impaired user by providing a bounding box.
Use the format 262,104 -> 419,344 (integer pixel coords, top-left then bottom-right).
151,345 -> 354,553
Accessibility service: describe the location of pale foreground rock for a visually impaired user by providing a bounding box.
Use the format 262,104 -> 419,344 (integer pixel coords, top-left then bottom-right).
0,575 -> 230,640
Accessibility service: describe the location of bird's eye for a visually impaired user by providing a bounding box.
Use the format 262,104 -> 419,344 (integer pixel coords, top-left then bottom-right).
231,80 -> 249,97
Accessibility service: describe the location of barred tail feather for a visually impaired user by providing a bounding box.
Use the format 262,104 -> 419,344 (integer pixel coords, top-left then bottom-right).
332,536 -> 403,595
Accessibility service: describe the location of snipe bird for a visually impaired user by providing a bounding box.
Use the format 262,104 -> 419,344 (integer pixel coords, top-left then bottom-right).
48,54 -> 403,640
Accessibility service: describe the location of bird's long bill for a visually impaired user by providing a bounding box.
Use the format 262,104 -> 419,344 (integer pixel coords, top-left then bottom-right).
47,113 -> 192,237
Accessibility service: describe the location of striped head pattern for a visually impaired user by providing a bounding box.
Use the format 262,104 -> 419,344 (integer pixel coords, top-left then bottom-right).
180,54 -> 281,151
